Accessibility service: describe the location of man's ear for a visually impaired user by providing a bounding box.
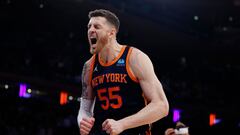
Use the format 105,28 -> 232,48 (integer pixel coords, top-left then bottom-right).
109,27 -> 117,37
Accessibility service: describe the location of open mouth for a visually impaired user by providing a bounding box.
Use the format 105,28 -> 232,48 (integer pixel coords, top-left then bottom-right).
90,38 -> 97,44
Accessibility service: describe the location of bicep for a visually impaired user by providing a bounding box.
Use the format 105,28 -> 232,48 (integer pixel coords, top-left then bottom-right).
130,49 -> 165,102
139,59 -> 163,102
139,75 -> 165,103
81,62 -> 94,99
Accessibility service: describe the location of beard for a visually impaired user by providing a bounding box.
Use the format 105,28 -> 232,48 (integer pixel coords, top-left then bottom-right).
99,34 -> 108,45
89,34 -> 109,54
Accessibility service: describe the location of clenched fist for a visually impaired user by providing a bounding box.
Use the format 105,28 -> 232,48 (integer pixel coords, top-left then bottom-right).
102,119 -> 124,135
80,117 -> 95,135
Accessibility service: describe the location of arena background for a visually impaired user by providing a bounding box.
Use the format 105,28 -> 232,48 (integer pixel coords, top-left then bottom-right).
0,0 -> 240,134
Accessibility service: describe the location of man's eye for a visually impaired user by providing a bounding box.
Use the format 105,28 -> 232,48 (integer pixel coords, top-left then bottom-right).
87,24 -> 91,29
95,25 -> 101,29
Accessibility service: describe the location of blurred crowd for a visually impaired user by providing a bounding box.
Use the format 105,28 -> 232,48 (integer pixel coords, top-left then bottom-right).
0,97 -> 79,135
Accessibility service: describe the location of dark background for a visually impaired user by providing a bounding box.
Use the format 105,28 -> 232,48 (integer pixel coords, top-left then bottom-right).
1,0 -> 240,134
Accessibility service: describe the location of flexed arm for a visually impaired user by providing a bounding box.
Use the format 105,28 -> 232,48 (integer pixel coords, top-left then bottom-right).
102,48 -> 169,135
122,48 -> 169,125
77,59 -> 95,135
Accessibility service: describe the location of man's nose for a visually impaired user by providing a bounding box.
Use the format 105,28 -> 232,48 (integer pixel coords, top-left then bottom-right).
88,26 -> 96,33
88,30 -> 96,36
89,30 -> 95,35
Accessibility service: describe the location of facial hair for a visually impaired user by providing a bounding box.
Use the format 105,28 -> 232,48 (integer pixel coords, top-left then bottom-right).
90,33 -> 109,54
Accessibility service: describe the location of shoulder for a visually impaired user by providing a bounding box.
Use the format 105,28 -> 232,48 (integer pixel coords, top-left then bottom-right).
83,55 -> 96,69
82,55 -> 96,78
82,55 -> 96,85
86,55 -> 96,65
128,47 -> 150,64
128,47 -> 153,80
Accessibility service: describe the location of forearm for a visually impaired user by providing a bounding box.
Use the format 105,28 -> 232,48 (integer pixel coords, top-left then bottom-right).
77,98 -> 95,126
78,60 -> 95,125
119,100 -> 169,130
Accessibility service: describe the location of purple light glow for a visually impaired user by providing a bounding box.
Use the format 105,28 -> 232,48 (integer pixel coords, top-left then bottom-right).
19,84 -> 26,97
19,83 -> 31,98
173,109 -> 181,122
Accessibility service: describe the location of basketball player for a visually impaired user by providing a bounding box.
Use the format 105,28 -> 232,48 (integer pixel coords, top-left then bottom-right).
77,9 -> 169,135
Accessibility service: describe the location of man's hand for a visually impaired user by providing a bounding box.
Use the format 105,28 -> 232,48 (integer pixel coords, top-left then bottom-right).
164,128 -> 175,135
102,119 -> 124,135
80,117 -> 95,135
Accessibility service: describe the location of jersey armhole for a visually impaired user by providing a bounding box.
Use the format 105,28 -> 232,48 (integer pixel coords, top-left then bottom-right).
89,55 -> 96,86
126,47 -> 139,83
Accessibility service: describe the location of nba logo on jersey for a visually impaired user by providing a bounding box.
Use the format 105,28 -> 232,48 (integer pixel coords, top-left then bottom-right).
93,64 -> 98,72
116,59 -> 125,66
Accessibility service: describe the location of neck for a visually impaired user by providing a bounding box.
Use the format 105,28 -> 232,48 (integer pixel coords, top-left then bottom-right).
99,39 -> 123,64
